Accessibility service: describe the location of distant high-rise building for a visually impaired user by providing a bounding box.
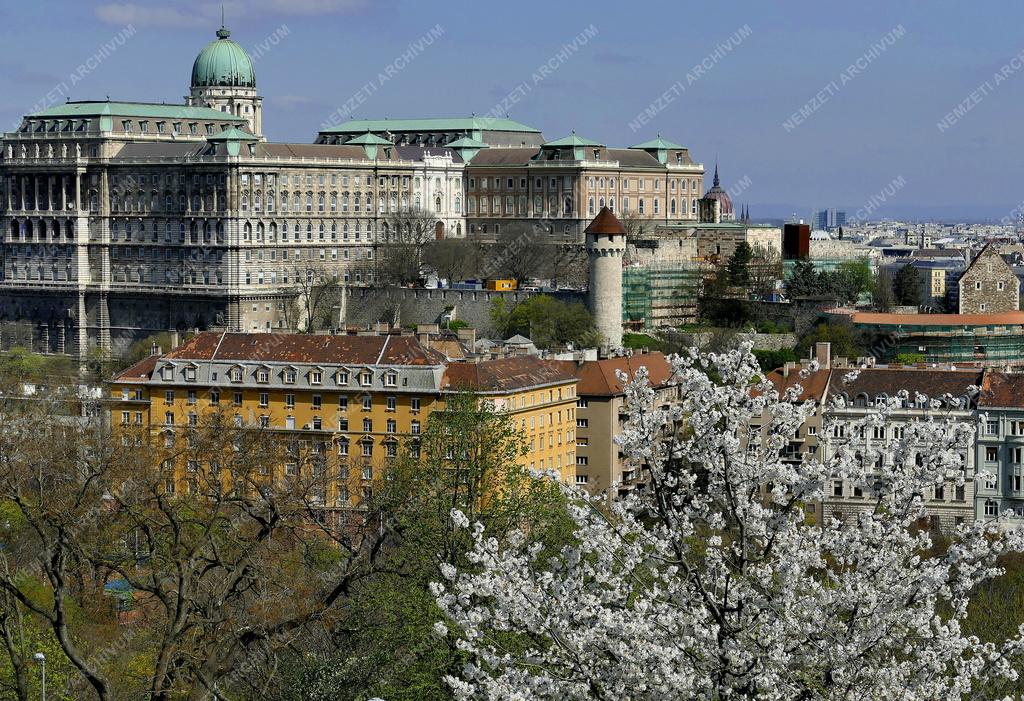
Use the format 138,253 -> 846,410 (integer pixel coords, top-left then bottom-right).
814,208 -> 846,231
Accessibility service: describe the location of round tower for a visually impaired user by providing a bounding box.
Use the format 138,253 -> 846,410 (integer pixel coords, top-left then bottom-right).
585,207 -> 627,350
186,24 -> 263,139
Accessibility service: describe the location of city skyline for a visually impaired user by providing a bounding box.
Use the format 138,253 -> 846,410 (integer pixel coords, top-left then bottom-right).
4,1 -> 1024,221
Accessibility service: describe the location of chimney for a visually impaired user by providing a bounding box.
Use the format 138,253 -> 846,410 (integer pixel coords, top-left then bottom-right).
814,342 -> 831,369
151,342 -> 158,356
170,329 -> 180,349
456,327 -> 476,348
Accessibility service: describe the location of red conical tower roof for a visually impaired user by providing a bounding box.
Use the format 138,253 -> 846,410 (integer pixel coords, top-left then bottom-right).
585,206 -> 626,236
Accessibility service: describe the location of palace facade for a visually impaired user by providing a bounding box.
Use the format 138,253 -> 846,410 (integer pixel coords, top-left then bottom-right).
0,24 -> 703,358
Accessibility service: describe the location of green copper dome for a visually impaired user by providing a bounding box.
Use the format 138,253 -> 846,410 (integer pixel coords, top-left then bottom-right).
191,26 -> 255,88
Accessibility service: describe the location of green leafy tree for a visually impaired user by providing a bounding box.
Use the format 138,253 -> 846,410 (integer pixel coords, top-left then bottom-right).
490,295 -> 599,349
830,259 -> 874,305
787,260 -> 821,298
726,241 -> 753,288
697,269 -> 752,327
892,264 -> 923,306
797,321 -> 864,360
263,393 -> 572,701
893,352 -> 926,365
753,348 -> 798,372
873,269 -> 895,311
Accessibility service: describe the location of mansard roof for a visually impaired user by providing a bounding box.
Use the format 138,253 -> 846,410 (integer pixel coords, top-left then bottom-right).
28,100 -> 245,122
110,333 -> 449,380
321,117 -> 541,134
442,356 -> 576,393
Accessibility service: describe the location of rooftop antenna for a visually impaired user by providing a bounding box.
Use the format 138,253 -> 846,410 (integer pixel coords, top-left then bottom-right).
221,4 -> 225,28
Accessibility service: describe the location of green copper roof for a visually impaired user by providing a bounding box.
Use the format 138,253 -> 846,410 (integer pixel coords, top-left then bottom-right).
630,136 -> 685,150
191,26 -> 255,88
346,132 -> 393,145
543,132 -> 603,147
322,117 -> 541,134
446,135 -> 488,148
28,101 -> 245,121
207,126 -> 257,141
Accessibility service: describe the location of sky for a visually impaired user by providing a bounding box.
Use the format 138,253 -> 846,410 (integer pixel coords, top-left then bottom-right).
1,0 -> 1023,221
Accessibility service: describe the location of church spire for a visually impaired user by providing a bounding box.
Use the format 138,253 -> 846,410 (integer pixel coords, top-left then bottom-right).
713,159 -> 720,188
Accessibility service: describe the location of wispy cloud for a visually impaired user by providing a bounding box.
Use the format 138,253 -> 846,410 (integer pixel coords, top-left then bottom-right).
95,0 -> 371,27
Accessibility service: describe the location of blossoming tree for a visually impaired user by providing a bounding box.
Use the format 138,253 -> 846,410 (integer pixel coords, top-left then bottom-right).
435,345 -> 1024,700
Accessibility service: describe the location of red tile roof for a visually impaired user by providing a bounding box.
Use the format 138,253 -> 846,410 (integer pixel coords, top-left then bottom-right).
585,207 -> 626,236
554,352 -> 675,397
826,367 -> 982,402
978,369 -> 1024,408
111,355 -> 160,382
442,356 -> 576,393
111,331 -> 448,381
844,311 -> 1024,326
765,368 -> 831,403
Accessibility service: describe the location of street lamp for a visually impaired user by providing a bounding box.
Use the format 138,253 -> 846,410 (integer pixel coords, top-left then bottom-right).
32,652 -> 45,701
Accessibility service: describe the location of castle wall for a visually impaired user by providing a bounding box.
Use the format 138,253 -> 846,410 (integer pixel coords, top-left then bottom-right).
342,287 -> 585,336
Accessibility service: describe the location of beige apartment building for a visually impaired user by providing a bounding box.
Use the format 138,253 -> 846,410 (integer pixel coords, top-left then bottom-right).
561,351 -> 678,495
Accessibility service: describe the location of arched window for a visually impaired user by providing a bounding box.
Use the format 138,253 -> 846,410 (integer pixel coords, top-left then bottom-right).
330,193 -> 337,212
241,194 -> 248,212
454,196 -> 461,213
318,223 -> 325,240
306,223 -> 312,240
244,222 -> 252,240
318,193 -> 325,212
435,197 -> 441,213
331,223 -> 337,240
305,193 -> 312,212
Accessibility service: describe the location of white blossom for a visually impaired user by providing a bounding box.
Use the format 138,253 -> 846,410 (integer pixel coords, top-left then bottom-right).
437,342 -> 1024,700
450,508 -> 471,530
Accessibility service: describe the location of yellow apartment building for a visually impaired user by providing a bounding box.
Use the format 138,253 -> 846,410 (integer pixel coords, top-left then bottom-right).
109,330 -> 578,507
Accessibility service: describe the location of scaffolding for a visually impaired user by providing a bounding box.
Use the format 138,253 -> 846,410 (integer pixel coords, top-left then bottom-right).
622,263 -> 702,330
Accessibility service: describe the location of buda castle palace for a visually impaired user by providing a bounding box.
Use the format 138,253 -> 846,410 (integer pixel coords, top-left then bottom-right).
0,24 -> 705,358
